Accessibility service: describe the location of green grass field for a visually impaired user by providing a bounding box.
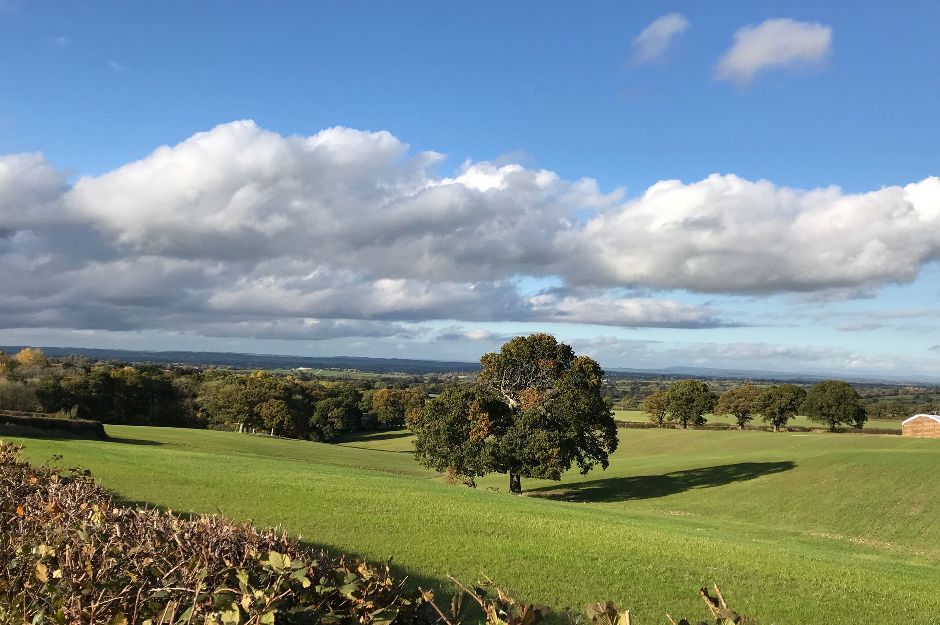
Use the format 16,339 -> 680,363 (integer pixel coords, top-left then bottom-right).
7,426 -> 938,624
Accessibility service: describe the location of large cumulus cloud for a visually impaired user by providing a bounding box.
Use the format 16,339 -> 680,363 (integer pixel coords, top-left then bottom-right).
2,121 -> 939,342
571,174 -> 940,293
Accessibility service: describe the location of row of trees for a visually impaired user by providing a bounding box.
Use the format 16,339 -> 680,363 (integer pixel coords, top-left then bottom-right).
195,374 -> 426,441
643,379 -> 869,432
0,349 -> 427,442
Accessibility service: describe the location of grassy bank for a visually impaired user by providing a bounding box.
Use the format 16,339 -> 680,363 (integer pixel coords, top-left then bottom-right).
9,426 -> 938,624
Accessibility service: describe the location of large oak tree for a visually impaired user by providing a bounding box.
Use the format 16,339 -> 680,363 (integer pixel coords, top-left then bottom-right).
413,334 -> 618,494
803,380 -> 866,431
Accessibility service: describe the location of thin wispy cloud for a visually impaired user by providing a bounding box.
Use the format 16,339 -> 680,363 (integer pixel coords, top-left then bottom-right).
716,18 -> 832,83
107,60 -> 126,73
44,36 -> 70,48
631,13 -> 690,65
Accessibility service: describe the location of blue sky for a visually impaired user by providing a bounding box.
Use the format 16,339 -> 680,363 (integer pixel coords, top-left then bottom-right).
1,1 -> 939,377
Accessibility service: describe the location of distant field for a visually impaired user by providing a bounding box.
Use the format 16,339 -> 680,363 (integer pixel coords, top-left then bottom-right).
614,409 -> 903,430
8,426 -> 939,624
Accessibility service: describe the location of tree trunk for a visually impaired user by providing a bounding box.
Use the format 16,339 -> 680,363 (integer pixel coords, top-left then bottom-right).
509,472 -> 522,495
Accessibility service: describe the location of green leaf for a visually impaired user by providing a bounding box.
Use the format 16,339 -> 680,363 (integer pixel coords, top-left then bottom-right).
260,610 -> 277,624
340,580 -> 361,598
219,604 -> 241,625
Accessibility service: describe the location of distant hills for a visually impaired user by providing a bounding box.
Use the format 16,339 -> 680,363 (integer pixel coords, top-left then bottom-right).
0,346 -> 478,375
2,345 -> 936,385
608,365 -> 940,385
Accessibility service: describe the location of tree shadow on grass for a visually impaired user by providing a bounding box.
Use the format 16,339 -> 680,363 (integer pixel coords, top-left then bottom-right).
339,429 -> 411,443
527,461 -> 796,503
106,436 -> 165,446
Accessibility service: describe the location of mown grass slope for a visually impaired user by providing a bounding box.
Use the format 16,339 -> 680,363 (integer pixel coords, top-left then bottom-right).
9,426 -> 939,624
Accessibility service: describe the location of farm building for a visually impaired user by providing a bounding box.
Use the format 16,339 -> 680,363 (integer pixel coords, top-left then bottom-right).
901,414 -> 940,438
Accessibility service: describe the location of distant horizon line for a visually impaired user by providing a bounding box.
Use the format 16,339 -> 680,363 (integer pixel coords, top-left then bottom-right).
3,344 -> 938,386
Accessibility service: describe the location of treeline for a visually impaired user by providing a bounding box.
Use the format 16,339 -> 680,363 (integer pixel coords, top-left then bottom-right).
608,373 -> 940,417
643,379 -> 884,432
0,348 -> 427,441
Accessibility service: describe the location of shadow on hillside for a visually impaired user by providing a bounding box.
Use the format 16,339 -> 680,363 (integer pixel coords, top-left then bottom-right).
527,461 -> 796,503
339,429 -> 411,443
107,436 -> 165,446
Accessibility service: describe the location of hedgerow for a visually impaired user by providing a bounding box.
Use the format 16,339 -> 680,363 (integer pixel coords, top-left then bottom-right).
0,441 -> 759,625
0,441 -> 421,624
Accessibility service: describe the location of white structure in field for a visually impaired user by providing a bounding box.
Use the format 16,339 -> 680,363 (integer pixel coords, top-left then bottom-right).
901,414 -> 940,438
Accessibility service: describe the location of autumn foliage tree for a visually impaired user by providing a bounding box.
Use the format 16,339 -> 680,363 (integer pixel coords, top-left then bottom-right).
642,389 -> 669,427
409,385 -> 510,487
715,384 -> 762,429
413,334 -> 618,494
369,387 -> 426,428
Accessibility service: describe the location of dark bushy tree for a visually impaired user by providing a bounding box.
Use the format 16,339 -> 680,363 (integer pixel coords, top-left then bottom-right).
310,393 -> 362,442
715,384 -> 761,429
414,334 -> 618,494
755,384 -> 806,432
409,385 -> 510,487
665,380 -> 717,429
494,354 -> 617,492
803,380 -> 866,431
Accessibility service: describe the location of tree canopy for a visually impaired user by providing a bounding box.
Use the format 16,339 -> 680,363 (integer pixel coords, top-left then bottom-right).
409,385 -> 510,487
755,384 -> 806,432
642,389 -> 669,427
803,380 -> 867,431
414,334 -> 618,493
715,384 -> 761,429
665,380 -> 717,429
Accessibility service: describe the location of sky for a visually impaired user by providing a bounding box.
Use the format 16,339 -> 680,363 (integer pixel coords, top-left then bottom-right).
1,1 -> 939,378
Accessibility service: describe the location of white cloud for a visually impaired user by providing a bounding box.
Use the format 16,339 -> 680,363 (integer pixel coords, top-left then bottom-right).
0,154 -> 68,225
569,174 -> 940,294
67,121 -> 620,281
631,13 -> 690,64
107,60 -> 126,73
527,290 -> 726,328
716,18 -> 832,83
3,121 -> 940,345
